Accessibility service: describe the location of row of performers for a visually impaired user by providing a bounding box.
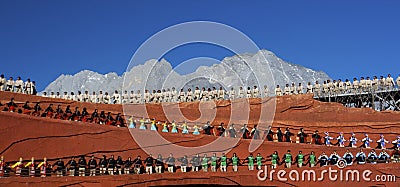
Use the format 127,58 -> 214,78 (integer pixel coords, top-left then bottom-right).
2,99 -> 126,126
3,98 -> 400,149
38,74 -> 400,103
271,129 -> 400,150
1,148 -> 399,177
129,119 -> 400,150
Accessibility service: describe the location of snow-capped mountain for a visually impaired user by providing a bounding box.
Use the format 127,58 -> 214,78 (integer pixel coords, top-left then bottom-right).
43,49 -> 331,94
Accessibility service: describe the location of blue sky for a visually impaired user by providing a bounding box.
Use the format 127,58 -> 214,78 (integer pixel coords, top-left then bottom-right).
1,0 -> 399,91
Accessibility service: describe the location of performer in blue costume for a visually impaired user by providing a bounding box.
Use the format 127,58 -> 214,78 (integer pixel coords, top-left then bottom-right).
324,132 -> 333,146
150,118 -> 157,131
171,121 -> 178,133
193,124 -> 200,135
336,132 -> 346,147
128,116 -> 136,129
348,133 -> 358,148
139,118 -> 147,130
162,121 -> 169,132
181,121 -> 189,134
355,148 -> 367,164
361,134 -> 373,148
343,149 -> 354,165
376,134 -> 389,149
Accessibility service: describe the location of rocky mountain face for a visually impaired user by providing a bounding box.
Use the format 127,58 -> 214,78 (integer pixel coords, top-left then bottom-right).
43,49 -> 331,94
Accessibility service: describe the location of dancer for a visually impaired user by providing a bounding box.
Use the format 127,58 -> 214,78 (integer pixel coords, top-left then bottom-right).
355,149 -> 367,164
295,151 -> 304,168
343,149 -> 354,166
270,151 -> 279,169
361,134 -> 373,148
336,132 -> 346,147
317,152 -> 329,167
282,150 -> 293,168
150,119 -> 157,131
376,134 -> 389,149
324,132 -> 333,146
348,133 -> 358,148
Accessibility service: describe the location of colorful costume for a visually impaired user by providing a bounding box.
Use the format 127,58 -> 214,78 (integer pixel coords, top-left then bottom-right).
150,120 -> 157,131
181,123 -> 189,134
25,159 -> 35,177
193,125 -> 200,135
362,134 -> 373,148
139,119 -> 147,130
349,133 -> 358,147
377,135 -> 389,149
343,152 -> 354,165
128,117 -> 136,129
0,157 -> 5,177
38,160 -> 48,177
162,122 -> 169,132
355,151 -> 366,164
324,132 -> 333,146
171,122 -> 178,133
337,133 -> 346,147
11,159 -> 23,176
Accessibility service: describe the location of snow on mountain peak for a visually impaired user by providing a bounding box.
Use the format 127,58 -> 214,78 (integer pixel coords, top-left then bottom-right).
43,49 -> 330,93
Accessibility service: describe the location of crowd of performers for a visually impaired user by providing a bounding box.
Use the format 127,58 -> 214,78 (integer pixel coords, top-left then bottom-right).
2,97 -> 400,150
10,74 -> 397,105
0,74 -> 37,95
1,148 -> 399,177
276,74 -> 400,97
1,73 -> 399,105
130,119 -> 400,150
1,98 -> 126,126
267,128 -> 400,150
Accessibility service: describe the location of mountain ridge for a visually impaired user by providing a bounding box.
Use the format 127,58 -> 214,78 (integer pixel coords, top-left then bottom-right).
43,49 -> 331,93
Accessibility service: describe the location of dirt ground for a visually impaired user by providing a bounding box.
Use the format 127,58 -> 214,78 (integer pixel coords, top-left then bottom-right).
0,91 -> 399,186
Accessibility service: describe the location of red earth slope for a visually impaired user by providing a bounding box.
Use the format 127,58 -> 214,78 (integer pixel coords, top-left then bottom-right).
0,91 -> 399,186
